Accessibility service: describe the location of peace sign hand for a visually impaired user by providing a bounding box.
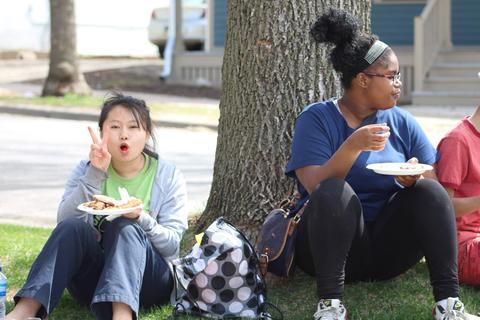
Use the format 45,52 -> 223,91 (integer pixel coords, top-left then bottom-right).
88,126 -> 111,172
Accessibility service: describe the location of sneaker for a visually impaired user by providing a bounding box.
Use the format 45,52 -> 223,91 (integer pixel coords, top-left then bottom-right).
433,297 -> 480,320
313,299 -> 347,320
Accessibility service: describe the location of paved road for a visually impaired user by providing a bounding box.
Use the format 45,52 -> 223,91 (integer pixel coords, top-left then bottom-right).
0,58 -> 476,228
0,110 -> 473,228
0,114 -> 216,227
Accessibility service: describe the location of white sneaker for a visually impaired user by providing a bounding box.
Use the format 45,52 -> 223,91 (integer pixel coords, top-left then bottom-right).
433,297 -> 480,320
313,299 -> 347,320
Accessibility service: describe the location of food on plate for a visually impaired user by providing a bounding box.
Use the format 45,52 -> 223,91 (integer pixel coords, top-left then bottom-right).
83,194 -> 142,211
399,164 -> 419,170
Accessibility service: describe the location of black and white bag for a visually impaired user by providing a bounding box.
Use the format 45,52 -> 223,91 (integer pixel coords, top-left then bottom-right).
172,217 -> 280,319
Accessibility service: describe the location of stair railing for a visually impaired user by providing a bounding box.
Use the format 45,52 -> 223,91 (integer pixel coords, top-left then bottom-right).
414,0 -> 452,91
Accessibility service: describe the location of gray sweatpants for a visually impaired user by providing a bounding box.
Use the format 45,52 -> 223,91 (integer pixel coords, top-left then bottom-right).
14,217 -> 173,319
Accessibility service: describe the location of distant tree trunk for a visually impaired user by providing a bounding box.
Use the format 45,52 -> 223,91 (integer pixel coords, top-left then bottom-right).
198,0 -> 371,241
42,0 -> 90,96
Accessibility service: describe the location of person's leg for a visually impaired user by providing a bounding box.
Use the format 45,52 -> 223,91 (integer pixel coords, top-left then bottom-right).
6,297 -> 41,320
10,218 -> 103,319
138,237 -> 173,309
91,218 -> 173,320
457,236 -> 480,286
294,177 -> 367,300
371,179 -> 459,301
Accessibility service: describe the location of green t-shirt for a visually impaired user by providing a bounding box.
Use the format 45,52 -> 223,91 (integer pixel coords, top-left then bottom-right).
93,153 -> 158,232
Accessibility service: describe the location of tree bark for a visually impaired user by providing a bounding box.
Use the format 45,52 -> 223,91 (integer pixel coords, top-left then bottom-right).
198,1 -> 371,241
42,0 -> 91,96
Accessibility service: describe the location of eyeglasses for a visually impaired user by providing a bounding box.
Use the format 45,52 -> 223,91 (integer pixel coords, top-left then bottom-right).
363,72 -> 401,83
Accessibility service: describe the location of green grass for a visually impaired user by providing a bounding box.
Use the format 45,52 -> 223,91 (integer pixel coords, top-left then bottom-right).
0,94 -> 219,122
1,224 -> 480,319
0,94 -> 102,108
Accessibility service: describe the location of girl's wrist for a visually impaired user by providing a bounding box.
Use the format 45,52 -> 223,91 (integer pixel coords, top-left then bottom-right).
135,210 -> 146,221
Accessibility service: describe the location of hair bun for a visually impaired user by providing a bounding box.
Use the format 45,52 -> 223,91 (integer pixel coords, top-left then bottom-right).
310,8 -> 361,47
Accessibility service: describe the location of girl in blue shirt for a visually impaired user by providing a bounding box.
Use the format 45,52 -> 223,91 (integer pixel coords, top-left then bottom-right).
286,9 -> 475,320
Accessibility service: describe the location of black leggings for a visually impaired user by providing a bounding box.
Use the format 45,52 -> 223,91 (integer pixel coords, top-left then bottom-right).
295,178 -> 459,302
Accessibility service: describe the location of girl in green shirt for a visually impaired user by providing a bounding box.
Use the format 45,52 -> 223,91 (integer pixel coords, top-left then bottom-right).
9,94 -> 188,320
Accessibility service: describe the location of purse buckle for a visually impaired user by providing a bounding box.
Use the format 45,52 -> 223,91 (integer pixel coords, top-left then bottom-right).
260,253 -> 269,263
258,253 -> 269,277
292,213 -> 302,224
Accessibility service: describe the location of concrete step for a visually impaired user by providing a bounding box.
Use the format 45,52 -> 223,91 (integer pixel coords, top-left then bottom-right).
428,62 -> 480,77
412,91 -> 480,106
437,47 -> 480,63
423,77 -> 480,91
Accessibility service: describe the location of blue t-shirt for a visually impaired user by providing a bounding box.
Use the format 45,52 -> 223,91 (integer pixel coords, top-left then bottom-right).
285,99 -> 436,221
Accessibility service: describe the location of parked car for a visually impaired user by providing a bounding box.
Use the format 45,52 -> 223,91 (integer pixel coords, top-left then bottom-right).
148,0 -> 207,58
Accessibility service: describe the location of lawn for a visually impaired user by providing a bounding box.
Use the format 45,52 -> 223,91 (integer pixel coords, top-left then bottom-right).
1,223 -> 479,320
0,94 -> 219,123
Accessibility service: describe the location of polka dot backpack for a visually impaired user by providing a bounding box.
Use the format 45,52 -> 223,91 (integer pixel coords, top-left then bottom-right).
172,217 -> 281,319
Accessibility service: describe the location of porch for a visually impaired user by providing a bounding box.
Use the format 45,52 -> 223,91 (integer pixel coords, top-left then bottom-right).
164,0 -> 480,106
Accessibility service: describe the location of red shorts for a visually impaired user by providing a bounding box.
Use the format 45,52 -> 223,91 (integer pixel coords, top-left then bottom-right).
458,237 -> 480,285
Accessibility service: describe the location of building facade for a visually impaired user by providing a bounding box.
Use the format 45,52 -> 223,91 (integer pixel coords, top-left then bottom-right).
167,0 -> 480,105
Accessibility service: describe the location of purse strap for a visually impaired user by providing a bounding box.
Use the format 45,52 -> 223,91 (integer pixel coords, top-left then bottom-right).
291,199 -> 308,223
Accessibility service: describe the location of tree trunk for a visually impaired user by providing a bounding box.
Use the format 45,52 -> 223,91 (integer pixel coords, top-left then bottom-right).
198,1 -> 371,241
42,0 -> 91,96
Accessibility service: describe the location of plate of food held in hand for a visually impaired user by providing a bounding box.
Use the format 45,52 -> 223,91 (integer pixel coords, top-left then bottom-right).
77,194 -> 143,216
366,162 -> 433,176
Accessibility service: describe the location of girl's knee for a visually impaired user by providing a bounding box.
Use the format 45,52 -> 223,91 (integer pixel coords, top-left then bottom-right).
309,178 -> 360,221
410,179 -> 450,203
110,217 -> 140,231
311,177 -> 352,201
105,218 -> 145,238
413,178 -> 444,192
407,179 -> 454,221
56,218 -> 90,234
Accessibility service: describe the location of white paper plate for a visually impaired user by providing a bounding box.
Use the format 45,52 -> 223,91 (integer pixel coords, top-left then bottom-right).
77,203 -> 143,216
366,163 -> 433,176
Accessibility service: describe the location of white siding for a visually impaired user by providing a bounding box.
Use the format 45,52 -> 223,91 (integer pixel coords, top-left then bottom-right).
0,0 -> 168,57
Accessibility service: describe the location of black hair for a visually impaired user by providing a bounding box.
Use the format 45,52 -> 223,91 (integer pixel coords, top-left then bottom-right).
310,8 -> 392,88
98,92 -> 158,158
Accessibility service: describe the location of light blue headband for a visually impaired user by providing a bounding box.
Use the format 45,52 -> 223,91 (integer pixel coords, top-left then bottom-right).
364,40 -> 389,65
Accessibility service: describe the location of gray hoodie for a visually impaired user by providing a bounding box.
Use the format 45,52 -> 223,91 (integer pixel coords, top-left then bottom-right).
57,158 -> 188,262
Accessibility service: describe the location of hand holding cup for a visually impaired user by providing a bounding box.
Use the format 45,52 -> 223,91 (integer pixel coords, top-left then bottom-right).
347,123 -> 390,152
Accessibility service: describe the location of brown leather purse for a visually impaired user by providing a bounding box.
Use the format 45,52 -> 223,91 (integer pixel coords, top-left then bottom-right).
256,195 -> 308,278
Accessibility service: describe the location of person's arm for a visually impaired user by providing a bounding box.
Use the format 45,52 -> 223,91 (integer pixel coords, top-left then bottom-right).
444,187 -> 480,218
394,159 -> 438,188
436,132 -> 472,217
136,166 -> 188,260
296,141 -> 360,194
57,161 -> 108,223
423,164 -> 438,180
296,123 -> 390,194
57,126 -> 112,223
394,112 -> 438,188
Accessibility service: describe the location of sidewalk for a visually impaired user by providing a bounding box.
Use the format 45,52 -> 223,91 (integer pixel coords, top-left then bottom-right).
0,80 -> 477,146
402,104 -> 476,146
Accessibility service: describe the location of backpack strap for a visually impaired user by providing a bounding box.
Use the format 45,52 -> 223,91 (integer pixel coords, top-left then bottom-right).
260,302 -> 284,320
